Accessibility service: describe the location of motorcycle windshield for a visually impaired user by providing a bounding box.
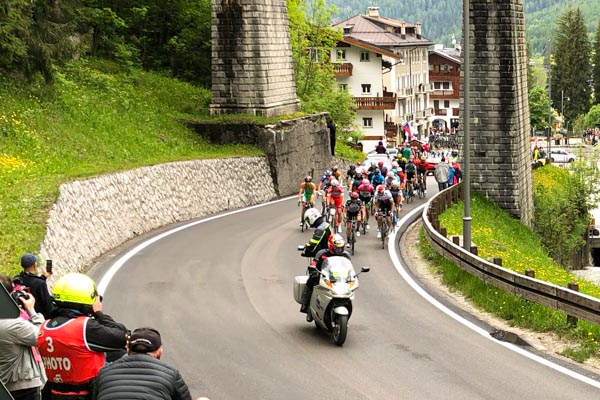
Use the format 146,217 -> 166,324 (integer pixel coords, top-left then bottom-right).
322,257 -> 355,282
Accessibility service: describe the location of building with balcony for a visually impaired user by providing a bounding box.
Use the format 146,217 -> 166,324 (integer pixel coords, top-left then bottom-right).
332,6 -> 434,151
428,42 -> 461,135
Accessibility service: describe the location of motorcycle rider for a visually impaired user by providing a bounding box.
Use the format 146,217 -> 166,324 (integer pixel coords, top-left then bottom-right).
37,273 -> 129,400
300,208 -> 334,259
300,234 -> 352,320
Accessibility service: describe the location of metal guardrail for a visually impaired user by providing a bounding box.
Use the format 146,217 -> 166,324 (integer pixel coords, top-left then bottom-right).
422,182 -> 600,326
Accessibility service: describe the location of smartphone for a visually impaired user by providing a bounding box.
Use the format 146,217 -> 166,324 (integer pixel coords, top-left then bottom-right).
46,259 -> 53,273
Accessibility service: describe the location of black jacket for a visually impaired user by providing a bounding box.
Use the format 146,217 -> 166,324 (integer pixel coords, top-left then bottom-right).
92,353 -> 193,400
14,271 -> 53,318
301,218 -> 333,259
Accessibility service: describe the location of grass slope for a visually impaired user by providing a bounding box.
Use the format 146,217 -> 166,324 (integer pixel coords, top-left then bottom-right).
0,59 -> 262,275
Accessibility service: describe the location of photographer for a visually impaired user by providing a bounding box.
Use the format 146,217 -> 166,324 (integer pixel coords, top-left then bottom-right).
0,274 -> 47,400
37,273 -> 129,400
14,253 -> 53,319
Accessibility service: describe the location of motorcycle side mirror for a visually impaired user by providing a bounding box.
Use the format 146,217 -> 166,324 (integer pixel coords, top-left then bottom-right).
360,267 -> 370,273
297,245 -> 305,251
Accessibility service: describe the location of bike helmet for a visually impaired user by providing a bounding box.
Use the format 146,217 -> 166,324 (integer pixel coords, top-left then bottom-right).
350,191 -> 359,199
325,170 -> 332,177
328,234 -> 346,256
332,165 -> 339,172
362,179 -> 369,185
330,179 -> 339,187
349,165 -> 356,170
355,172 -> 363,180
304,208 -> 322,227
374,168 -> 380,175
391,168 -> 397,174
378,161 -> 384,168
53,273 -> 99,313
392,161 -> 399,168
376,184 -> 385,193
304,175 -> 312,182
387,171 -> 395,178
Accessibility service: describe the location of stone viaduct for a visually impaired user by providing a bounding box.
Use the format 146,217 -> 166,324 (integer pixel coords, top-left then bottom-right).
210,0 -> 533,223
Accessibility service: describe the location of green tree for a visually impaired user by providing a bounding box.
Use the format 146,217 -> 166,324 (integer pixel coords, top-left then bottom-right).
593,20 -> 600,105
529,85 -> 550,132
551,7 -> 592,123
287,0 -> 356,131
585,104 -> 600,128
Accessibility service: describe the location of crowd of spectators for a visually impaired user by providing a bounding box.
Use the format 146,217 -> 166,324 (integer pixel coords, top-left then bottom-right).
0,254 -> 208,400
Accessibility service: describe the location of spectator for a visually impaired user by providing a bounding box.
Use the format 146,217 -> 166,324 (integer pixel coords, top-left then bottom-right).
37,273 -> 128,400
0,274 -> 47,400
14,254 -> 53,319
453,163 -> 462,184
434,157 -> 450,191
326,117 -> 336,156
92,327 -> 204,400
447,162 -> 455,187
374,141 -> 387,154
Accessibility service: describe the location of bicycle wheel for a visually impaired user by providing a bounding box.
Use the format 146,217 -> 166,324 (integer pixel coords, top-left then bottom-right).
380,220 -> 387,249
350,226 -> 355,255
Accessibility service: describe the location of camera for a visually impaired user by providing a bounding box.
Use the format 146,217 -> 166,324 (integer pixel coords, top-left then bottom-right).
11,289 -> 29,305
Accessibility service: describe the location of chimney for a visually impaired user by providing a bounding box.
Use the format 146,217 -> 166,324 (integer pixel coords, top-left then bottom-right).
368,6 -> 380,18
416,21 -> 422,38
401,22 -> 406,39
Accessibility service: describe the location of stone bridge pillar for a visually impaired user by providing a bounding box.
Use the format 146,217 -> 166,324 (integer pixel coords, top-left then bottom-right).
210,0 -> 300,117
464,0 -> 533,224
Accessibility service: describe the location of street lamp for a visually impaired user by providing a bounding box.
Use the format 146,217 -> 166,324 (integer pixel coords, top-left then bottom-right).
462,0 -> 471,251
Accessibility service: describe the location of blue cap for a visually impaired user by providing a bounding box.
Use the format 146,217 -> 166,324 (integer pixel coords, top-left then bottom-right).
20,253 -> 38,268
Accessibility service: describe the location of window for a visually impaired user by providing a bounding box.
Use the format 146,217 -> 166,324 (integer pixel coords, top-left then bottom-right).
433,100 -> 439,109
442,82 -> 450,89
429,63 -> 434,71
361,84 -> 371,94
336,49 -> 346,61
363,118 -> 373,128
440,64 -> 449,71
444,100 -> 450,108
310,48 -> 320,62
360,52 -> 370,62
338,84 -> 348,91
434,82 -> 441,89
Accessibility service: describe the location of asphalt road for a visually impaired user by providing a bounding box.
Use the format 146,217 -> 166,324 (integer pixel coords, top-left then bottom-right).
91,176 -> 600,399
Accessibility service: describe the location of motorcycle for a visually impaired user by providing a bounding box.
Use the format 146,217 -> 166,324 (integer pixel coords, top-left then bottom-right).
293,253 -> 370,346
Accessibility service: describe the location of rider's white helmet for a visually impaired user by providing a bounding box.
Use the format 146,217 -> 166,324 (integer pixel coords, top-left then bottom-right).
330,179 -> 339,187
304,208 -> 322,227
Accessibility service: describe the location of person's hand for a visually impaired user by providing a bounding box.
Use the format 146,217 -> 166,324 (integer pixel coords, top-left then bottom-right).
92,296 -> 103,313
19,293 -> 36,311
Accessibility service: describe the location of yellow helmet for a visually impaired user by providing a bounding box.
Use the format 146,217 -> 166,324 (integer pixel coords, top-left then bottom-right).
53,273 -> 99,307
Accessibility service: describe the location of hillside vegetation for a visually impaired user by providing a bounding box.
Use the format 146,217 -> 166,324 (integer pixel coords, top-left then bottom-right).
0,59 -> 262,275
327,0 -> 600,54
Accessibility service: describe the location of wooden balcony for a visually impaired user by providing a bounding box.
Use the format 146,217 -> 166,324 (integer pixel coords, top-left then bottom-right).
333,63 -> 353,77
434,109 -> 448,116
416,108 -> 433,119
384,122 -> 398,138
354,91 -> 396,110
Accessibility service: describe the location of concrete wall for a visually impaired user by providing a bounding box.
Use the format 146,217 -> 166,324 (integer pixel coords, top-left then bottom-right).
38,157 -> 277,283
187,113 -> 335,196
463,0 -> 533,224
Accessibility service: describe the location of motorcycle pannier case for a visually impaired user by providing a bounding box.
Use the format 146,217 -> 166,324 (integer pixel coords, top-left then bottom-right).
293,275 -> 308,304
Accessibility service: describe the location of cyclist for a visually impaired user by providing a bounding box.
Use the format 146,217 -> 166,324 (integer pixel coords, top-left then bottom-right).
344,191 -> 365,244
384,171 -> 399,189
346,164 -> 357,188
351,172 -> 364,192
370,168 -> 385,187
357,178 -> 374,230
300,208 -> 334,259
298,175 -> 317,226
416,155 -> 428,195
317,170 -> 332,192
299,234 -> 351,320
331,165 -> 343,183
389,181 -> 403,226
373,184 -> 395,239
404,157 -> 417,198
325,179 -> 344,232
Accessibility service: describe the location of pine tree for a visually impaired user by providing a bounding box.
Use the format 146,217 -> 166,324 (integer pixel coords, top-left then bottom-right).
551,7 -> 592,123
593,20 -> 600,105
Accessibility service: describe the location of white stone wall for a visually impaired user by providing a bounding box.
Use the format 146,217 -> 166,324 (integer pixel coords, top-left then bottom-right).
39,157 -> 276,282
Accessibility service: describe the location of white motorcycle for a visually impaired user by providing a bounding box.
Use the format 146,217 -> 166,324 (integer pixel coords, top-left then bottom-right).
294,255 -> 370,346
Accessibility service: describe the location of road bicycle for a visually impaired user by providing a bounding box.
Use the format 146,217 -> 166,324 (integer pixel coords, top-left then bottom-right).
416,174 -> 426,199
405,180 -> 414,204
346,216 -> 358,255
379,213 -> 389,249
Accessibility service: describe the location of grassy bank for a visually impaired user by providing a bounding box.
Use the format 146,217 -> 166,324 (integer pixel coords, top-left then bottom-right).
420,194 -> 600,362
0,59 -> 263,275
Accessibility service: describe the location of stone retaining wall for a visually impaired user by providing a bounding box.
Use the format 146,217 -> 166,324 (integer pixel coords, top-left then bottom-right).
39,157 -> 277,282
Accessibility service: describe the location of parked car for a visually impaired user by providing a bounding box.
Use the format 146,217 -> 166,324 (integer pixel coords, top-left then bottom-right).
548,148 -> 576,163
367,148 -> 398,159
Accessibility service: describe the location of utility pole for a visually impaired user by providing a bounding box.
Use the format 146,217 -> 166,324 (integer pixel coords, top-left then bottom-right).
546,41 -> 552,161
462,0 -> 471,252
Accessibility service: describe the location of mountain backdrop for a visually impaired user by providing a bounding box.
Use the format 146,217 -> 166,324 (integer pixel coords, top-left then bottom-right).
326,0 -> 600,55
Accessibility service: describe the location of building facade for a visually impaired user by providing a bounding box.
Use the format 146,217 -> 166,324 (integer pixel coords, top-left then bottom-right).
332,7 -> 434,152
428,43 -> 461,136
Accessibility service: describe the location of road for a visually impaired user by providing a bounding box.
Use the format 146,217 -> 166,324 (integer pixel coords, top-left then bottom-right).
92,176 -> 600,399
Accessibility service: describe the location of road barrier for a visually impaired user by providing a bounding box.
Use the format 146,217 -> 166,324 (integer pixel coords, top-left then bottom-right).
422,182 -> 600,326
